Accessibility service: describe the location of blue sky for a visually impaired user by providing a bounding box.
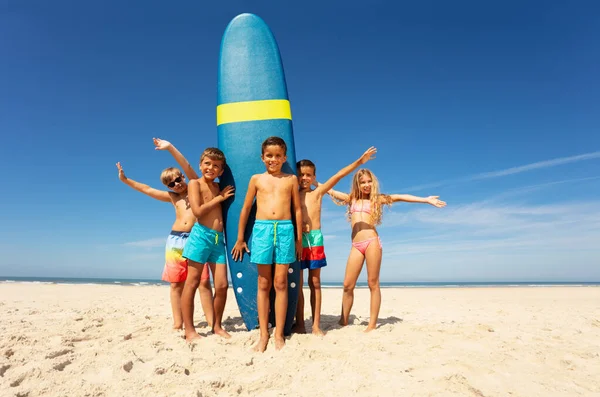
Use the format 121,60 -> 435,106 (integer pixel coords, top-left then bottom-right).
1,1 -> 599,282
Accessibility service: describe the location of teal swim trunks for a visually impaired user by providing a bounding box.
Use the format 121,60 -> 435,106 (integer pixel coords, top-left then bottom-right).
250,220 -> 296,265
182,223 -> 226,265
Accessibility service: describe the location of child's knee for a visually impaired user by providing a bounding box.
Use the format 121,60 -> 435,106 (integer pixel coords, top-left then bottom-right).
199,278 -> 211,289
273,276 -> 287,292
343,280 -> 355,293
171,282 -> 185,292
214,280 -> 228,292
185,278 -> 200,290
257,276 -> 272,292
367,277 -> 380,289
308,276 -> 321,290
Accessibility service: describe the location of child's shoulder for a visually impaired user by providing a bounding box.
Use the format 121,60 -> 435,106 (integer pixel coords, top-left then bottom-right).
197,177 -> 220,192
278,171 -> 296,179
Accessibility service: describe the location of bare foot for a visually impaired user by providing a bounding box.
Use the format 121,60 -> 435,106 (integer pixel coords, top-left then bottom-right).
312,327 -> 325,336
338,317 -> 348,327
364,325 -> 377,333
274,336 -> 285,350
172,324 -> 183,331
213,327 -> 232,339
291,322 -> 306,334
185,331 -> 202,343
252,336 -> 269,353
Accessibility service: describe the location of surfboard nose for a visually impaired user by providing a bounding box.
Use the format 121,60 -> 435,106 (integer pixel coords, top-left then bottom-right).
218,14 -> 288,105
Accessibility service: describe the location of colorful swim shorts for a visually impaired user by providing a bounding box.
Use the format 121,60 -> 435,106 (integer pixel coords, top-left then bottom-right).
250,220 -> 296,265
301,229 -> 327,270
182,223 -> 226,265
162,231 -> 190,283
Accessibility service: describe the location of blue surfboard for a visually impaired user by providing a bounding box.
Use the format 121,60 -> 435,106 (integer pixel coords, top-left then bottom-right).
217,13 -> 301,336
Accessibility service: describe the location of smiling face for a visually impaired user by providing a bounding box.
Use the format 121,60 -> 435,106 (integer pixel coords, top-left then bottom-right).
161,167 -> 187,193
297,165 -> 315,191
165,174 -> 187,193
200,156 -> 224,181
358,173 -> 373,196
261,144 -> 287,174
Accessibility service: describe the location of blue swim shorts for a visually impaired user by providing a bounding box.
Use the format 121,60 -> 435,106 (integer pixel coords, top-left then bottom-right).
182,223 -> 226,265
250,220 -> 296,265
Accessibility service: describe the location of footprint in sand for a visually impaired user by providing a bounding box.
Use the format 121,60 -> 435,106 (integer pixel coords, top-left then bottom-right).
45,349 -> 73,359
10,373 -> 26,387
53,360 -> 71,372
8,367 -> 41,388
0,364 -> 10,377
62,335 -> 92,343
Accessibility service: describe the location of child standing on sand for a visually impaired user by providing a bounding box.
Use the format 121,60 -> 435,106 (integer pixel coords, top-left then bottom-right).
181,148 -> 234,342
232,136 -> 303,352
328,169 -> 446,331
292,146 -> 377,336
116,138 -> 214,330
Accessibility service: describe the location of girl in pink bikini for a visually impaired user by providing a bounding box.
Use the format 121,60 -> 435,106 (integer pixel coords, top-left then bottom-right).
328,169 -> 446,331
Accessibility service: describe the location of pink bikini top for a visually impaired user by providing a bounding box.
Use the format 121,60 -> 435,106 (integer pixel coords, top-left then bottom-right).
350,200 -> 372,215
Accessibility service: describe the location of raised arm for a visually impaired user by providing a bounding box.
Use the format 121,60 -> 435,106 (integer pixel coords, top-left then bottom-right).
188,181 -> 234,219
153,138 -> 199,180
231,175 -> 257,261
116,162 -> 171,202
325,187 -> 350,204
291,176 -> 303,260
316,146 -> 377,196
389,194 -> 447,208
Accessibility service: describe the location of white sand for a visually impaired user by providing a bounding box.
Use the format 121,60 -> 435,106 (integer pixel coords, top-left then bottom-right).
1,284 -> 599,397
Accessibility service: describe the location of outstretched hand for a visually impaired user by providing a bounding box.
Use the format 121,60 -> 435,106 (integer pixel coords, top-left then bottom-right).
153,137 -> 172,151
116,162 -> 126,181
219,185 -> 235,200
359,146 -> 377,164
426,196 -> 447,208
231,240 -> 250,262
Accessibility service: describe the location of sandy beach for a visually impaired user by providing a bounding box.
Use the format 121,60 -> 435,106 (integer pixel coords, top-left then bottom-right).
1,284 -> 599,397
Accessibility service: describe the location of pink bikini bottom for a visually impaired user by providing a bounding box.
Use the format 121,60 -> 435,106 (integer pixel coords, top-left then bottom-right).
351,236 -> 382,255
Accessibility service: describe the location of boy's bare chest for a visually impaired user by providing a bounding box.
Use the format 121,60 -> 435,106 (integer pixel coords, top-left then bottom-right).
258,180 -> 290,196
173,195 -> 191,212
200,183 -> 219,202
301,191 -> 320,210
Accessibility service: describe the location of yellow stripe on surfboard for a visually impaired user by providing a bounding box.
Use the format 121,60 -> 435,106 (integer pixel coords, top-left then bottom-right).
216,99 -> 292,126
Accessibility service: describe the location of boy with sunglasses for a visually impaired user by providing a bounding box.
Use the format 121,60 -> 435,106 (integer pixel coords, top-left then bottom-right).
116,138 -> 214,331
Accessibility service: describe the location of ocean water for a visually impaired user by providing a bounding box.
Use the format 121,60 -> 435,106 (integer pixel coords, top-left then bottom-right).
1,276 -> 599,288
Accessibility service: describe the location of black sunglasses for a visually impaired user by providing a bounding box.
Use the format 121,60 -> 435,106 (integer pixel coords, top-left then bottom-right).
167,176 -> 183,188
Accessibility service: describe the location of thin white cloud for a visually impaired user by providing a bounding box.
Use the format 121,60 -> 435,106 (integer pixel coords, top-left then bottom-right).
404,151 -> 600,191
318,175 -> 600,280
377,198 -> 600,259
123,237 -> 165,248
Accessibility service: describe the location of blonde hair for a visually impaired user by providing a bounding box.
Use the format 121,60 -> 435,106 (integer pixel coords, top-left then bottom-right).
330,168 -> 392,225
160,167 -> 183,185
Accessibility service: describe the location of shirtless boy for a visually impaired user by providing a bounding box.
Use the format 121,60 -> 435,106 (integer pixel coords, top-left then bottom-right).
231,136 -> 303,352
117,138 -> 213,330
181,147 -> 234,341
